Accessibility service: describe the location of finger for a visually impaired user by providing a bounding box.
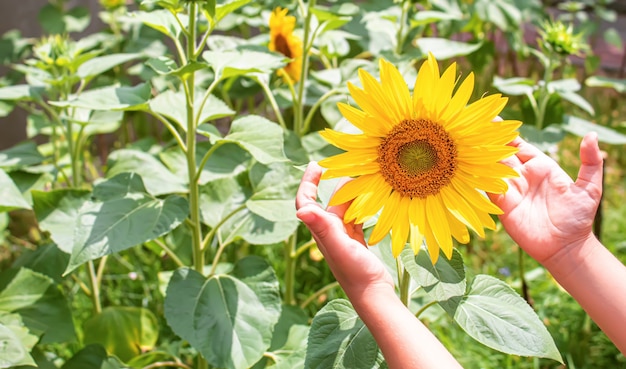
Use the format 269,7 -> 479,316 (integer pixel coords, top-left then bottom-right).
295,162 -> 323,211
511,136 -> 546,164
575,132 -> 603,195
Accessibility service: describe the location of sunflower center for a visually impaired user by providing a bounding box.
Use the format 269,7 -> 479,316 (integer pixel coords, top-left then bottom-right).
378,119 -> 458,198
274,34 -> 292,58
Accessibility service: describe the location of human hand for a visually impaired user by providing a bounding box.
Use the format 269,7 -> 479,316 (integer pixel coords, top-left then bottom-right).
295,162 -> 394,301
489,132 -> 604,268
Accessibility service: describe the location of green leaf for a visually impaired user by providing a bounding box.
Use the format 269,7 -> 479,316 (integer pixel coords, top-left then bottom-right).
416,38 -> 483,60
258,305 -> 309,369
149,89 -> 234,131
305,299 -> 382,369
454,275 -> 562,362
64,173 -> 188,273
0,313 -> 38,368
246,162 -> 300,222
199,176 -> 247,228
164,258 -> 281,369
219,208 -> 299,246
0,268 -> 76,344
106,149 -> 188,196
32,189 -> 92,254
60,344 -> 126,369
134,10 -> 187,39
214,0 -> 251,23
518,125 -> 565,153
410,10 -> 463,27
146,57 -> 208,78
83,306 -> 159,362
203,49 -> 287,81
0,169 -> 31,212
400,247 -> 465,316
492,76 -> 535,96
38,4 -> 91,34
561,115 -> 626,145
198,115 -> 286,165
50,83 -> 151,111
11,243 -> 70,284
0,85 -> 44,101
0,141 -> 45,171
585,75 -> 626,93
77,53 -> 144,79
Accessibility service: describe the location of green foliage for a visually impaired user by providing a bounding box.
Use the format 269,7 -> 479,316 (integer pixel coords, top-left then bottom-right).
0,0 -> 624,368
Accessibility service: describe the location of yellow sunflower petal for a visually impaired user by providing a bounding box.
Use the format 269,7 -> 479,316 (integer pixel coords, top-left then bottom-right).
348,82 -> 395,132
440,72 -> 474,123
413,53 -> 440,115
346,178 -> 393,223
391,196 -> 411,257
409,224 -> 425,254
450,177 -> 505,214
433,62 -> 457,119
446,210 -> 470,244
425,194 -> 453,259
369,191 -> 403,245
446,94 -> 507,132
379,59 -> 412,121
319,129 -> 380,151
440,185 -> 486,238
321,162 -> 380,179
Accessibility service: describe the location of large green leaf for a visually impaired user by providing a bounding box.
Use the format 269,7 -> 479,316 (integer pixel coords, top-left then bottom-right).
561,115 -> 626,145
49,83 -> 151,111
64,173 -> 188,273
0,313 -> 38,368
106,149 -> 188,196
203,49 -> 287,81
0,268 -> 75,344
0,141 -> 45,171
199,176 -> 248,228
0,85 -> 44,101
586,75 -> 626,93
416,38 -> 483,60
134,9 -> 188,40
11,243 -> 70,284
400,247 -> 465,316
246,162 -> 301,222
259,305 -> 309,369
454,275 -> 562,362
83,307 -> 159,362
77,53 -> 144,79
218,208 -> 299,246
198,115 -> 286,165
60,344 -> 126,369
164,257 -> 281,369
149,89 -> 234,131
305,299 -> 383,369
0,169 -> 31,212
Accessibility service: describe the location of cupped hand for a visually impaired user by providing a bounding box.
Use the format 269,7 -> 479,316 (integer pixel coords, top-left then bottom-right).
295,162 -> 394,299
489,133 -> 604,265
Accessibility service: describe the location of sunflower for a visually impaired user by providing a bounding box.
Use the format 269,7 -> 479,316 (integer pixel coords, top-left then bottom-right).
319,54 -> 521,263
269,7 -> 303,83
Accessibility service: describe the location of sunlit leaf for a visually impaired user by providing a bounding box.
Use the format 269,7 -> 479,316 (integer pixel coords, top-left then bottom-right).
305,299 -> 383,369
83,307 -> 159,362
454,275 -> 562,362
134,10 -> 188,39
50,83 -> 151,111
164,257 -> 281,369
0,313 -> 38,368
561,115 -> 626,145
203,49 -> 287,81
416,38 -> 483,59
149,89 -> 234,131
77,53 -> 144,79
0,169 -> 31,212
0,268 -> 75,344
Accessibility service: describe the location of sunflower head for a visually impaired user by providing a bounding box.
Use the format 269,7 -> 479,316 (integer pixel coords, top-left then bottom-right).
318,54 -> 521,263
539,19 -> 588,57
268,7 -> 303,83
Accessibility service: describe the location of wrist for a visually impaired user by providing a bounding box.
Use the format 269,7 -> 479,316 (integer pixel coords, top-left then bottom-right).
542,233 -> 603,283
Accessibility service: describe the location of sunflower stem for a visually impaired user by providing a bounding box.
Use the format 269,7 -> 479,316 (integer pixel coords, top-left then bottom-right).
284,234 -> 297,305
396,258 -> 411,307
294,0 -> 316,137
395,0 -> 411,55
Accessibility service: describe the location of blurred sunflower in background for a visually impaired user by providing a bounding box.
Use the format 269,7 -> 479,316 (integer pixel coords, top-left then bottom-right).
319,54 -> 521,263
268,7 -> 303,83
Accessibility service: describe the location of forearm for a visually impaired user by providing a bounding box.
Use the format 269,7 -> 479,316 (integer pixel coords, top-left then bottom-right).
544,235 -> 626,354
347,285 -> 463,369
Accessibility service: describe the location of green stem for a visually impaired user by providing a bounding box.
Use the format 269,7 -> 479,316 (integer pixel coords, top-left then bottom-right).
535,57 -> 555,130
396,0 -> 411,55
256,77 -> 286,129
415,300 -> 437,319
294,238 -> 316,259
152,238 -> 185,268
300,281 -> 340,309
302,88 -> 340,134
399,265 -> 411,307
184,2 -> 204,277
284,235 -> 297,305
87,261 -> 102,314
148,111 -> 187,152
